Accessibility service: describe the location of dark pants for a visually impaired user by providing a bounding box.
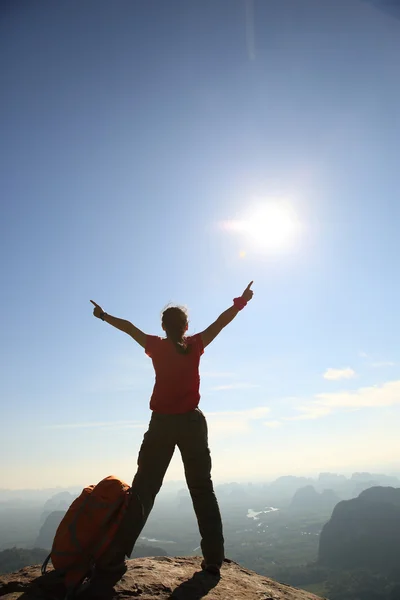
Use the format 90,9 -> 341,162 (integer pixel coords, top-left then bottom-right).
119,408 -> 224,566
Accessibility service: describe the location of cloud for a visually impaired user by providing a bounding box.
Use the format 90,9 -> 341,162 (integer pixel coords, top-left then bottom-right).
287,405 -> 334,421
209,383 -> 261,391
264,420 -> 282,428
359,352 -> 394,368
316,380 -> 400,409
289,379 -> 400,421
323,367 -> 356,381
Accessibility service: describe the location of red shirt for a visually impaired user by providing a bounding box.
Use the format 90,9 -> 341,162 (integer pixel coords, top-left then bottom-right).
145,334 -> 204,414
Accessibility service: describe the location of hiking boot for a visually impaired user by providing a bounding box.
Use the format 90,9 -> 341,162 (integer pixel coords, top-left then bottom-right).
77,561 -> 127,598
96,560 -> 127,577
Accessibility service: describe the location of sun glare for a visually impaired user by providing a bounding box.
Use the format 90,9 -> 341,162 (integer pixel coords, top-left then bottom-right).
225,201 -> 300,253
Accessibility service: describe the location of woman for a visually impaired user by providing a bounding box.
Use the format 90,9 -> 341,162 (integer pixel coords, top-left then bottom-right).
90,281 -> 253,575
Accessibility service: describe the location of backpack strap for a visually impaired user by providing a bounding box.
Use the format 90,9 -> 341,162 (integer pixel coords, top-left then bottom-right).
41,553 -> 52,576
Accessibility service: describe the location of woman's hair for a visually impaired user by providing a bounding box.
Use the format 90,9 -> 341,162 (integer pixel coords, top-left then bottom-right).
161,305 -> 190,354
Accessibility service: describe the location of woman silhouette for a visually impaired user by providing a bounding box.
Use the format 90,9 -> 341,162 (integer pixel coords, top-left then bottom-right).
91,281 -> 254,575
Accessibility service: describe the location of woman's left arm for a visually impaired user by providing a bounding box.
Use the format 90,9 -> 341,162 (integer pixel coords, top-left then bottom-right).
200,281 -> 254,348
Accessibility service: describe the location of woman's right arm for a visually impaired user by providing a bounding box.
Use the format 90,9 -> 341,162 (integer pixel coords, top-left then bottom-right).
90,300 -> 147,348
200,282 -> 254,348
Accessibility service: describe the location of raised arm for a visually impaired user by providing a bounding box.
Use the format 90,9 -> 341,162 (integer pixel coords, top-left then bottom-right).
90,300 -> 147,348
200,282 -> 254,348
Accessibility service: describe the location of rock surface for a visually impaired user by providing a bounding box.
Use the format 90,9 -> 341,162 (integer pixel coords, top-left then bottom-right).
0,556 -> 325,600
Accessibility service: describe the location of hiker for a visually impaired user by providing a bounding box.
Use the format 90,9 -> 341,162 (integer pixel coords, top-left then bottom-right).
90,281 -> 254,575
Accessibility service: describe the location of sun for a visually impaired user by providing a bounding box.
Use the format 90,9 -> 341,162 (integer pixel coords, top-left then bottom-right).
225,201 -> 300,253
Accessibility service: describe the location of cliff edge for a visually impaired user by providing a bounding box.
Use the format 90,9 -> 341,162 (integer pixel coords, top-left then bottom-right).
0,555 -> 325,600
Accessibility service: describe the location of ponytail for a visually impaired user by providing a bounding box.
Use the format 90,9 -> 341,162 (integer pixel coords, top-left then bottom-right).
161,306 -> 190,355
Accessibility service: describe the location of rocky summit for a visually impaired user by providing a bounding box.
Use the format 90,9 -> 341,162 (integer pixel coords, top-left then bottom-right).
0,555 -> 324,600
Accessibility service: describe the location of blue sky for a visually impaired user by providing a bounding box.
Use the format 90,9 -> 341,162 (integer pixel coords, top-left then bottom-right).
1,0 -> 400,489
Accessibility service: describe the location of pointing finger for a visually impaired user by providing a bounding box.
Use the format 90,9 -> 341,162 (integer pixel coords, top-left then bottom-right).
245,281 -> 254,291
90,300 -> 100,308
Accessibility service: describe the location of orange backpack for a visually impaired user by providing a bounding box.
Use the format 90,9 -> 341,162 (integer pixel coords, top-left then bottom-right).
42,476 -> 130,595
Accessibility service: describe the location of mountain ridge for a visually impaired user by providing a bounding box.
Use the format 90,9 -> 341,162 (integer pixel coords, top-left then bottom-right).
319,486 -> 400,572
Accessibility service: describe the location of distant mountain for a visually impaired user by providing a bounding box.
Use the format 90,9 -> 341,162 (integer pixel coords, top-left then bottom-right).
313,472 -> 400,500
42,491 -> 75,513
177,489 -> 192,510
40,491 -> 76,524
318,486 -> 400,573
317,473 -> 347,487
35,511 -> 65,550
0,547 -> 48,575
0,487 -> 81,504
290,486 -> 340,514
270,476 -> 314,491
351,472 -> 400,487
215,482 -> 248,499
264,476 -> 314,504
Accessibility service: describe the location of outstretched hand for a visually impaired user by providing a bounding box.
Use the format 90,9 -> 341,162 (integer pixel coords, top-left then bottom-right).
241,281 -> 254,302
90,300 -> 104,319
